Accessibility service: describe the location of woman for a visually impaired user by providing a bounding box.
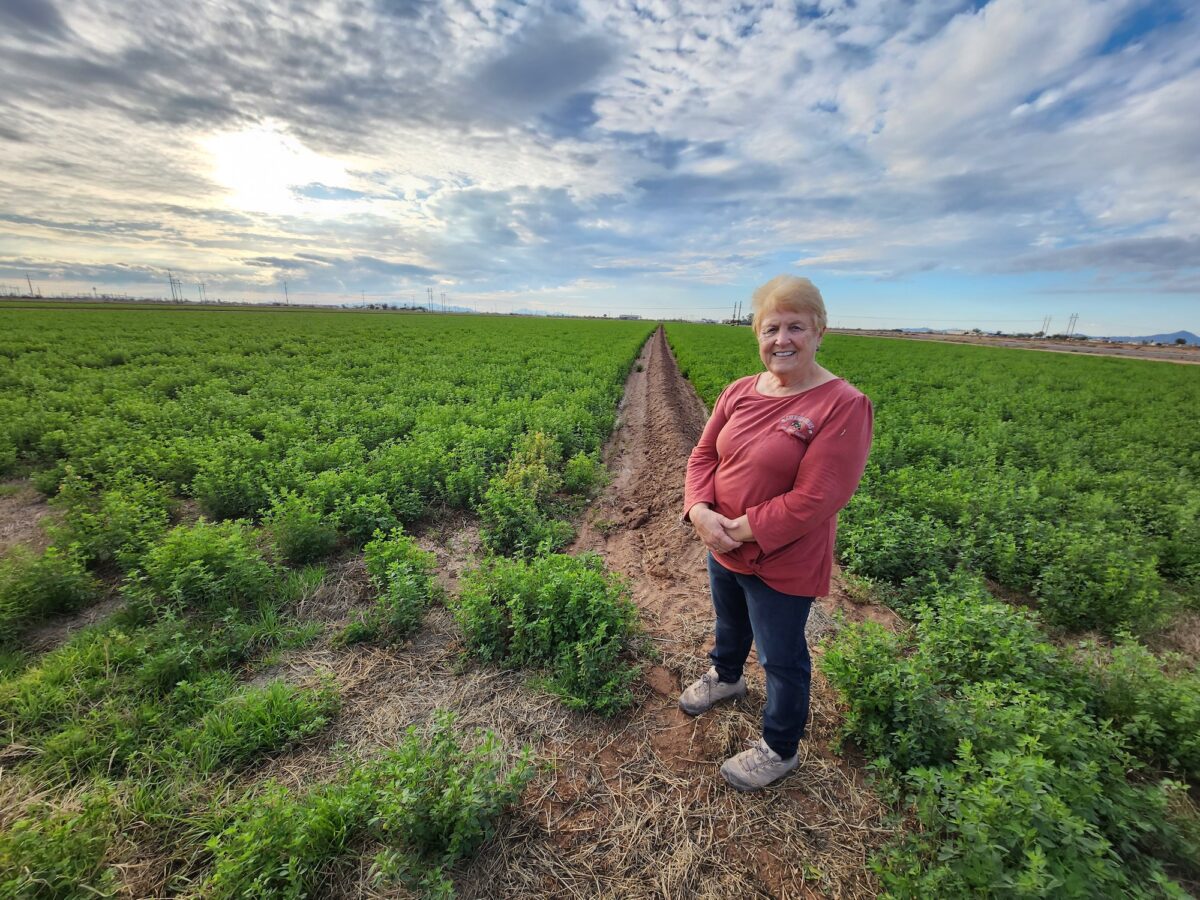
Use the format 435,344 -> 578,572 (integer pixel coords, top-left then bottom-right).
680,275 -> 873,791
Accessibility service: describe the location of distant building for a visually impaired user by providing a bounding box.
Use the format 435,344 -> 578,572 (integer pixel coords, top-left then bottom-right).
618,314 -> 641,320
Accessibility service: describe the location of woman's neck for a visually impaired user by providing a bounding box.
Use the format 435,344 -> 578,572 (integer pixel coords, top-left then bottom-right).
758,365 -> 833,396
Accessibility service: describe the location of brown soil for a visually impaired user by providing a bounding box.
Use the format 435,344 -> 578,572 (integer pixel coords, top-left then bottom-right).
0,479 -> 57,557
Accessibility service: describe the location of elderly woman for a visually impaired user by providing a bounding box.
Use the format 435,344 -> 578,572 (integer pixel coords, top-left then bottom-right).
680,275 -> 873,791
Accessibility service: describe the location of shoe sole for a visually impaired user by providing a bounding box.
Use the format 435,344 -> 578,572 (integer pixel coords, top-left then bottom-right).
719,759 -> 798,792
678,683 -> 747,716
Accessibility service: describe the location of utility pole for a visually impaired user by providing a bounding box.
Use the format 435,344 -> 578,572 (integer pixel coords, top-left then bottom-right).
25,273 -> 34,296
1066,313 -> 1079,338
440,292 -> 446,312
283,280 -> 290,306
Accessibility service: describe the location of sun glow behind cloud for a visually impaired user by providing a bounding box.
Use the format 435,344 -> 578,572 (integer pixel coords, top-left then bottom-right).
202,124 -> 352,216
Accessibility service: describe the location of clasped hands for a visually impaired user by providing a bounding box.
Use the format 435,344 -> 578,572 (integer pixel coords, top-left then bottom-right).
688,503 -> 754,555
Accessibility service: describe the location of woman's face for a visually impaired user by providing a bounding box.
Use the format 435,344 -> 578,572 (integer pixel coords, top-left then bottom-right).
757,308 -> 824,379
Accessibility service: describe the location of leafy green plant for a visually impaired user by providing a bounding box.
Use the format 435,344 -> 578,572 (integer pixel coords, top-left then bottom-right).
340,528 -> 440,642
562,450 -> 608,496
362,710 -> 535,894
205,778 -> 369,899
453,552 -> 640,714
823,587 -> 1196,896
133,520 -> 274,609
478,431 -> 575,557
265,491 -> 338,564
1075,637 -> 1200,781
49,467 -> 171,570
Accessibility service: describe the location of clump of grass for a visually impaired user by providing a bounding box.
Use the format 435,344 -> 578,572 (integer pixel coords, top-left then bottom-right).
0,545 -> 100,645
186,679 -> 341,773
205,711 -> 533,899
0,600 -> 327,782
453,552 -> 640,714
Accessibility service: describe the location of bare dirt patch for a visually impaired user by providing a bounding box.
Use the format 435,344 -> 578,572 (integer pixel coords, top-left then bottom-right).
0,478 -> 57,557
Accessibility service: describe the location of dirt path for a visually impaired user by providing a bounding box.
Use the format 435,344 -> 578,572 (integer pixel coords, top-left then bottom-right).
573,325 -> 895,639
0,479 -> 56,557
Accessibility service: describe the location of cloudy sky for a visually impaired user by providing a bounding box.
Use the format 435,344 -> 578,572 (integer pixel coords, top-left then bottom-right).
1,0 -> 1197,333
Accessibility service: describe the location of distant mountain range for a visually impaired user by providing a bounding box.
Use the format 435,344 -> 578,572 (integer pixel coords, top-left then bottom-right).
899,327 -> 1199,345
1101,330 -> 1199,345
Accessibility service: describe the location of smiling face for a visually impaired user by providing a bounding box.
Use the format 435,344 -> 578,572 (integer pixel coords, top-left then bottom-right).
757,309 -> 824,383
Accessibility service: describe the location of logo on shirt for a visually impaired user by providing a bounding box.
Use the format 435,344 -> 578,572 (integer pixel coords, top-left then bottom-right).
779,414 -> 815,441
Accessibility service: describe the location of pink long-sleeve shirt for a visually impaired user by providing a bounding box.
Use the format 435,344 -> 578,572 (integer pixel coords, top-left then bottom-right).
683,374 -> 873,597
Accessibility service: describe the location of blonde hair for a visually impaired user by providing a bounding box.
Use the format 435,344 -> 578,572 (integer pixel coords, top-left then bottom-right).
750,275 -> 827,334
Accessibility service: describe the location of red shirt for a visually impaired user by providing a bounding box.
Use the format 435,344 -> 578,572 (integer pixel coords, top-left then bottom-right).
683,374 -> 873,597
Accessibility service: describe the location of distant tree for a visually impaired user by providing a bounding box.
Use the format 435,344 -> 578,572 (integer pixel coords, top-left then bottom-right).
1176,337 -> 1187,345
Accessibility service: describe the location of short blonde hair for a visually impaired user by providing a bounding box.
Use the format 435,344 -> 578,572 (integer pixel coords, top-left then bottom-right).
751,275 -> 827,334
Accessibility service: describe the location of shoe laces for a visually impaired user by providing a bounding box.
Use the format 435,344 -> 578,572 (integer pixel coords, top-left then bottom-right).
746,740 -> 781,768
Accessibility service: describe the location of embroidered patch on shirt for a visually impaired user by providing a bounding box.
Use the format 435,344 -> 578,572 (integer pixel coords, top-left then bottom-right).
779,414 -> 816,441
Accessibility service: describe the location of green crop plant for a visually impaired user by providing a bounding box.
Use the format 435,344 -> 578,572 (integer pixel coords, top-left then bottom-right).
337,527 -> 440,644
823,582 -> 1197,895
264,490 -> 339,565
453,552 -> 640,714
131,520 -> 275,610
48,467 -> 171,571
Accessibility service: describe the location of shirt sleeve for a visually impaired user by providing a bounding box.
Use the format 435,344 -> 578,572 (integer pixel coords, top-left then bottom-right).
682,383 -> 734,522
745,392 -> 873,554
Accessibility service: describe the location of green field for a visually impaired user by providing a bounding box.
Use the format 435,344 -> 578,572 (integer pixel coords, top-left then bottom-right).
1,307 -> 1197,896
0,307 -> 652,897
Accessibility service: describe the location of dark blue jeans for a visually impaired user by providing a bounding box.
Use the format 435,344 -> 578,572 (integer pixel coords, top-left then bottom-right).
708,554 -> 813,759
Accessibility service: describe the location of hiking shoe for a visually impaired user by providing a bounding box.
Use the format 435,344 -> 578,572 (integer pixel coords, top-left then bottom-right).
720,739 -> 798,791
678,667 -> 746,715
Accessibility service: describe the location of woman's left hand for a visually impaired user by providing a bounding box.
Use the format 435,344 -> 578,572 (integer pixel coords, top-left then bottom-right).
725,515 -> 755,543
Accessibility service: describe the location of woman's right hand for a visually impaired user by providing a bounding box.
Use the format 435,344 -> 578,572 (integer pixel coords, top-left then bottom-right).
688,504 -> 744,555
